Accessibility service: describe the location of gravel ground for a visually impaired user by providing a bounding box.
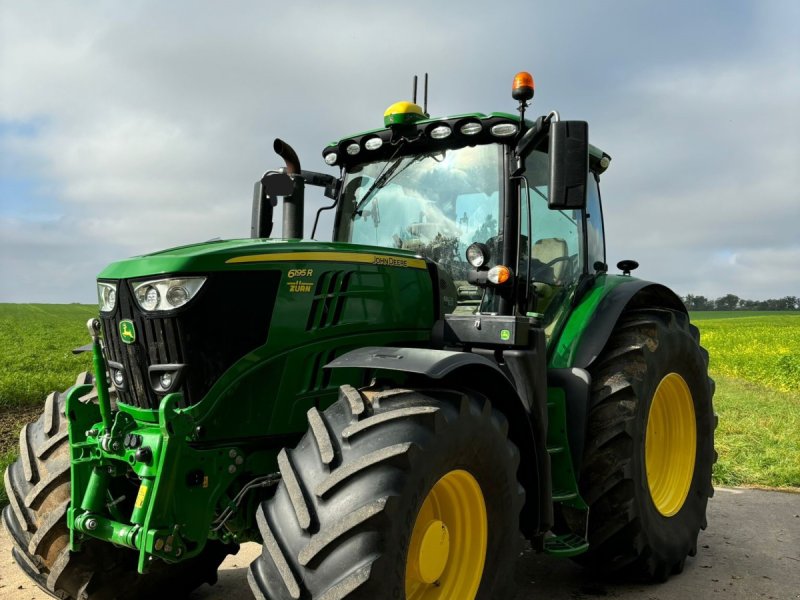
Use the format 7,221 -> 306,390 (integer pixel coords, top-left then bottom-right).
1,487 -> 797,600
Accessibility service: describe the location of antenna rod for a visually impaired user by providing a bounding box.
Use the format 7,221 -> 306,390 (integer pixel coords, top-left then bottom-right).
412,75 -> 418,104
423,73 -> 428,114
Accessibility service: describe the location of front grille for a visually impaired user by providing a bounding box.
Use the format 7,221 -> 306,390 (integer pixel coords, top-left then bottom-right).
101,271 -> 280,409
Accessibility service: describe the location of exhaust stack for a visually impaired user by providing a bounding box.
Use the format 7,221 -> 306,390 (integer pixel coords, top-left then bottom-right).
274,138 -> 304,239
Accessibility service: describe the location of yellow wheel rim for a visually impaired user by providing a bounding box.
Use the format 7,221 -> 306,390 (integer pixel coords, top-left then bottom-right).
645,373 -> 697,517
405,470 -> 487,600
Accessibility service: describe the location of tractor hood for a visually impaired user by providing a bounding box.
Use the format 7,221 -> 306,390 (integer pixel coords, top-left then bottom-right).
97,238 -> 426,280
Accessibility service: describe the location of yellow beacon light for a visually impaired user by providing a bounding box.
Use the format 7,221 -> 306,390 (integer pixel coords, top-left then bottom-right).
384,101 -> 426,127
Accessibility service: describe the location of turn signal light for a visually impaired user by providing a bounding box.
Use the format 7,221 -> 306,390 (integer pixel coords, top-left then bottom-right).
488,265 -> 512,285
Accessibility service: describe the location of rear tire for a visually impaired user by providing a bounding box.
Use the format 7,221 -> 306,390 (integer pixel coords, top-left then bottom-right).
248,385 -> 525,600
574,308 -> 716,581
2,372 -> 234,600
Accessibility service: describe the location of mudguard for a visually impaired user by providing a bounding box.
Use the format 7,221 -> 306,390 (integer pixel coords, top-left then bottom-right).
551,276 -> 686,370
548,276 -> 687,473
326,344 -> 553,538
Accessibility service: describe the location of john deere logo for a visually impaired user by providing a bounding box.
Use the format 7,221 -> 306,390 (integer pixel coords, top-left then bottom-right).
120,320 -> 136,344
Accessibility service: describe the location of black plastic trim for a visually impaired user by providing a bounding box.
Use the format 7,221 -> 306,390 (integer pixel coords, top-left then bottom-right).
325,346 -> 503,379
547,367 -> 591,474
147,363 -> 187,395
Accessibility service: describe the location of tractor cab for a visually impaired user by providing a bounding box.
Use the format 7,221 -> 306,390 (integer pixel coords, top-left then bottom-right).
321,82 -> 611,342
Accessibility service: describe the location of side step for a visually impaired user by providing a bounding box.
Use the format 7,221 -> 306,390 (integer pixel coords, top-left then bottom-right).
543,533 -> 589,557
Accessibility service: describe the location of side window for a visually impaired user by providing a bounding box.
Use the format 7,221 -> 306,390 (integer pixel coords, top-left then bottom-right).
523,151 -> 584,337
586,174 -> 606,270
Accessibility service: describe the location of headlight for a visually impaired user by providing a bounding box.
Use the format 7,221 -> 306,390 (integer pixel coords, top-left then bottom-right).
132,277 -> 206,312
97,282 -> 118,312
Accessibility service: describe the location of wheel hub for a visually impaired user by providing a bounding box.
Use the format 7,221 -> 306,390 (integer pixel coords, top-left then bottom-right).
405,469 -> 487,599
411,520 -> 450,584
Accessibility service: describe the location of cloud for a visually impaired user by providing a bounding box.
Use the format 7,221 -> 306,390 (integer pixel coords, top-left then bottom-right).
1,0 -> 798,303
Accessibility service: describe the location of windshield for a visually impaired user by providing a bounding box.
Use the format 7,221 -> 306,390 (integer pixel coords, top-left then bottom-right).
335,144 -> 502,300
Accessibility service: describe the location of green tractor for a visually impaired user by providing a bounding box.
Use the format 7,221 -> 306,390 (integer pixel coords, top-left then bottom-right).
4,72 -> 715,599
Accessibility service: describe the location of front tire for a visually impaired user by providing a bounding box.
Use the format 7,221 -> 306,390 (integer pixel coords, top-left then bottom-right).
575,308 -> 716,581
2,373 -> 234,600
248,385 -> 525,600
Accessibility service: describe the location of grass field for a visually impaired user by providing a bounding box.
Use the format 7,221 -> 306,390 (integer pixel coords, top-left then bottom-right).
690,311 -> 800,488
0,304 -> 95,408
0,305 -> 797,505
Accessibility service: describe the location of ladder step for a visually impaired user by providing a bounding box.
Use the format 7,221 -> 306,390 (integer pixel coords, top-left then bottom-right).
543,533 -> 589,557
552,489 -> 578,502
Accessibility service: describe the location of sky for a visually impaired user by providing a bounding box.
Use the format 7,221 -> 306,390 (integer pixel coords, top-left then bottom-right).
1,0 -> 798,303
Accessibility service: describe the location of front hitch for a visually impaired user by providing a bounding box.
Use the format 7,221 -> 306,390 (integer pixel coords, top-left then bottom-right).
65,323 -> 249,573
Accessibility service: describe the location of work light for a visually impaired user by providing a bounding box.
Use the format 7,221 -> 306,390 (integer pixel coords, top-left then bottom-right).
490,123 -> 518,137
466,243 -> 490,268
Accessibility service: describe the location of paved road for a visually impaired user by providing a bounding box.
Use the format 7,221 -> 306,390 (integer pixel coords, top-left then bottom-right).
2,488 -> 798,599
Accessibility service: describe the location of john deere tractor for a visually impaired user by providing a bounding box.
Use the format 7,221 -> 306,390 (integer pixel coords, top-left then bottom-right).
4,72 -> 715,599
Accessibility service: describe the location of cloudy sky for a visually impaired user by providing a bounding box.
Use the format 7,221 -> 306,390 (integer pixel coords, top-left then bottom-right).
1,0 -> 798,303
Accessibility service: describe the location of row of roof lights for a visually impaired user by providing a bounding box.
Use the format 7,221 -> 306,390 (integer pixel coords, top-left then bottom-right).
324,120 -> 519,166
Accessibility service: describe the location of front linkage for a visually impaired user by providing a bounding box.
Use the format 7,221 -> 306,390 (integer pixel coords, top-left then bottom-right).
65,318 -> 258,574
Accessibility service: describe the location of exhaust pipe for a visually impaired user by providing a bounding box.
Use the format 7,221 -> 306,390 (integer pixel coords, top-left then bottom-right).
274,138 -> 304,239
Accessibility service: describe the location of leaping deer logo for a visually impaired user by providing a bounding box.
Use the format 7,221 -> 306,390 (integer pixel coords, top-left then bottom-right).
120,320 -> 136,344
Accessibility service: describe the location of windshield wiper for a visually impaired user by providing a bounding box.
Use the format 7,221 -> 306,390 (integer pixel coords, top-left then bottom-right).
353,154 -> 408,218
352,147 -> 447,219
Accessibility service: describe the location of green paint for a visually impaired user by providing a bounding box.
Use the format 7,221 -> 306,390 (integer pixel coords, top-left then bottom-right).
500,329 -> 511,341
98,239 -> 426,280
548,274 -> 636,368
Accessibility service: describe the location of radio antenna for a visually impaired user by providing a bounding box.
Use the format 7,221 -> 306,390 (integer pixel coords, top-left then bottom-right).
423,73 -> 428,115
412,75 -> 418,104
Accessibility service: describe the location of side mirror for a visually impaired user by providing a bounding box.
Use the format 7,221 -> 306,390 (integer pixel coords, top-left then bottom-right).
548,121 -> 588,209
251,172 -> 295,238
261,172 -> 295,197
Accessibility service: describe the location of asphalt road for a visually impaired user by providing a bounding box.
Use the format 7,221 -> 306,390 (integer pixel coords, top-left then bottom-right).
2,488 -> 798,600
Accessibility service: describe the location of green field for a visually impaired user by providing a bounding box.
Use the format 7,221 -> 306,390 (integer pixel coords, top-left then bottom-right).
690,311 -> 800,488
0,305 -> 798,506
0,304 -> 95,408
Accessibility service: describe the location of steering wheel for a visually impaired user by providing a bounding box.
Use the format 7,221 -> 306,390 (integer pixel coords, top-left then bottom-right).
527,255 -> 572,284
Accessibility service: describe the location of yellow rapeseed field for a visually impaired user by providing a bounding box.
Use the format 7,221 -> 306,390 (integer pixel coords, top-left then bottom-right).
693,313 -> 800,393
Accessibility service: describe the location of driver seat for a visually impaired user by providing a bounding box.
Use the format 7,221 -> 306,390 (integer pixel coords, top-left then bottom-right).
531,238 -> 568,284
530,237 -> 568,319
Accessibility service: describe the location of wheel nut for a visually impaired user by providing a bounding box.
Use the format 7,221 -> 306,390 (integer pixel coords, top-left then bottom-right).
228,465 -> 237,474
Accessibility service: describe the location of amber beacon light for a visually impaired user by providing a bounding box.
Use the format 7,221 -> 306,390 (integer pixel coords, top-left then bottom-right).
512,71 -> 535,102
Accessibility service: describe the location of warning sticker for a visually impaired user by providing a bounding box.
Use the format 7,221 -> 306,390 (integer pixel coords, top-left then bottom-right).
135,484 -> 148,509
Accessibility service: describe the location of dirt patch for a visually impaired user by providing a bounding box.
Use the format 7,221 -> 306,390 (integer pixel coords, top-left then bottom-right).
0,406 -> 42,455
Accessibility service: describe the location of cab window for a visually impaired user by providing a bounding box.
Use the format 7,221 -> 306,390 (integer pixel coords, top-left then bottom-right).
521,151 -> 583,337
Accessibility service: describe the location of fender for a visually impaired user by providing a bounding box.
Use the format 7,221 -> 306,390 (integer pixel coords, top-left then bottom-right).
326,345 -> 552,539
548,275 -> 686,472
551,275 -> 686,370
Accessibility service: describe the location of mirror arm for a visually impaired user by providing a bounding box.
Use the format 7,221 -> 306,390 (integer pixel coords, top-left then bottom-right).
299,169 -> 342,200
512,115 -> 550,176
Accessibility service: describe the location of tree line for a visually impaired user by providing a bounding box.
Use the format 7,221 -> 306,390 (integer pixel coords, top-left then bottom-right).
682,294 -> 799,311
